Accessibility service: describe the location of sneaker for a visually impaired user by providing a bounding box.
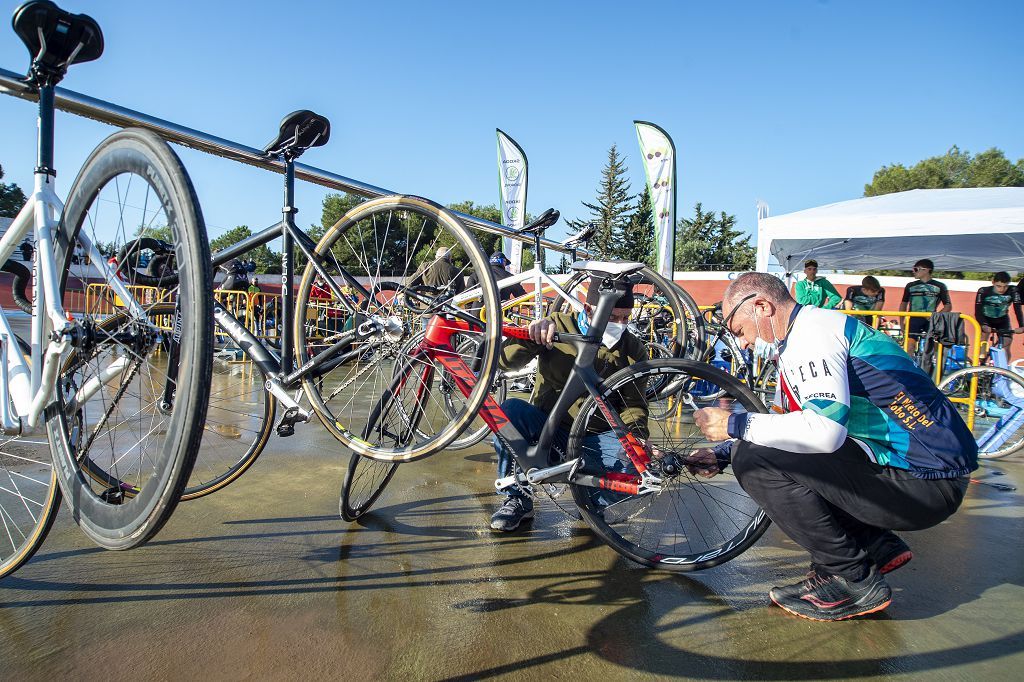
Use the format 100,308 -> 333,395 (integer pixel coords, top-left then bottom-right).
489,497 -> 535,532
865,531 -> 913,575
769,568 -> 892,622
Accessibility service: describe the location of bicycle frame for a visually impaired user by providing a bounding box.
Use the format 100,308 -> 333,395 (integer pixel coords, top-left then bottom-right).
208,156 -> 394,428
405,282 -> 662,496
0,83 -> 146,433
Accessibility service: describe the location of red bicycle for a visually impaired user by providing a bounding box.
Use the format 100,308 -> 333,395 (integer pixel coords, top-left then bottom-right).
340,263 -> 771,571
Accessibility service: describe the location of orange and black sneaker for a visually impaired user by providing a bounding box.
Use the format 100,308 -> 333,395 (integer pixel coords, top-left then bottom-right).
866,531 -> 913,575
769,568 -> 892,621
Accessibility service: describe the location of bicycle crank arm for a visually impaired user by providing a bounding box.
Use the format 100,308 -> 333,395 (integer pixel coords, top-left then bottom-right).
264,378 -> 311,421
494,458 -> 581,491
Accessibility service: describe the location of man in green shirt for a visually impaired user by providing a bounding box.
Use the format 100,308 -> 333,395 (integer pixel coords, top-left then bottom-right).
794,260 -> 841,309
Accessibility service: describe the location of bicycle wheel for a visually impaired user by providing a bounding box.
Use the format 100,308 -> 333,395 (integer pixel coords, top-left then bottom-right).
0,336 -> 61,579
295,195 -> 501,462
568,358 -> 770,571
50,128 -> 213,550
182,332 -> 276,500
938,366 -> 1024,459
340,353 -> 434,520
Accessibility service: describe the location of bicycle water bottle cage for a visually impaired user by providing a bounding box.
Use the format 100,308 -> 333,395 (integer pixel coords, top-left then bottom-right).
262,110 -> 331,160
13,0 -> 103,86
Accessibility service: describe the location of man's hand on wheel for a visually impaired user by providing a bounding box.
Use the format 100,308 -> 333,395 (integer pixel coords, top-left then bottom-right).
695,407 -> 732,441
684,449 -> 720,478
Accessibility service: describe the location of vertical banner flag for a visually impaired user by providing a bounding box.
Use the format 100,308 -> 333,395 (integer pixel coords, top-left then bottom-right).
496,129 -> 528,274
634,121 -> 676,278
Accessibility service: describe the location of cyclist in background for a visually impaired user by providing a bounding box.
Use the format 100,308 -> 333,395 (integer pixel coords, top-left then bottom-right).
843,276 -> 885,312
794,260 -> 841,309
975,271 -> 1024,361
409,246 -> 465,293
899,258 -> 951,353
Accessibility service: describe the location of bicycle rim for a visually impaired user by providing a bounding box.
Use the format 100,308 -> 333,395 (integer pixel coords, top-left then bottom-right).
0,337 -> 61,579
568,358 -> 771,571
296,196 -> 501,461
939,366 -> 1024,459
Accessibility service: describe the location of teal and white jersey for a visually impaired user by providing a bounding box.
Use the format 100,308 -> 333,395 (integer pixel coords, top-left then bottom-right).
728,306 -> 977,479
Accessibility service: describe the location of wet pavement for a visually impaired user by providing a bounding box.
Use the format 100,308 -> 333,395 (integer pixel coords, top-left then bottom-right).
1,421 -> 1023,680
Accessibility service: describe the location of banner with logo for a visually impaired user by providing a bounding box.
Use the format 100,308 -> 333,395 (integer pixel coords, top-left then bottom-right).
634,121 -> 676,278
497,129 -> 528,273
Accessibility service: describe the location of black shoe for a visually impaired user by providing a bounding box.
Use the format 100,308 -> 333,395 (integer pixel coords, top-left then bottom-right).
865,531 -> 912,575
769,568 -> 892,621
489,497 -> 535,532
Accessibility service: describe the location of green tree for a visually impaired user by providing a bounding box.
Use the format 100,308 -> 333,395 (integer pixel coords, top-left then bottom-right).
675,203 -> 754,270
619,185 -> 655,266
0,164 -> 27,218
864,146 -> 1024,196
210,225 -> 282,274
566,144 -> 634,259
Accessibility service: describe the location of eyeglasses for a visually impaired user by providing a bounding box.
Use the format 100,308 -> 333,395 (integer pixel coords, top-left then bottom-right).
723,293 -> 757,338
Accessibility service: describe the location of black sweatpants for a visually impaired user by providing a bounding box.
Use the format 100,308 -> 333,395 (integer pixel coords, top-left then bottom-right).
732,438 -> 969,582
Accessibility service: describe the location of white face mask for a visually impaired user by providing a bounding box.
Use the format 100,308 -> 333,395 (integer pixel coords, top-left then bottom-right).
602,321 -> 628,348
752,308 -> 780,360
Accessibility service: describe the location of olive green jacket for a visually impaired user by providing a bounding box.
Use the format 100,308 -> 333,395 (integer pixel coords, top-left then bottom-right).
500,312 -> 649,436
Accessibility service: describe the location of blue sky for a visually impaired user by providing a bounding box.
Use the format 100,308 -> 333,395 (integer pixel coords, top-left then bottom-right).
1,0 -> 1022,247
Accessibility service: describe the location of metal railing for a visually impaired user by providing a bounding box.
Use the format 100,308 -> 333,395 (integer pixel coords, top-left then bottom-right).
0,66 -> 584,256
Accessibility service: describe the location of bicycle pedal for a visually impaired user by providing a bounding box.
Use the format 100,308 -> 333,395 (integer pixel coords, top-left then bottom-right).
275,407 -> 307,437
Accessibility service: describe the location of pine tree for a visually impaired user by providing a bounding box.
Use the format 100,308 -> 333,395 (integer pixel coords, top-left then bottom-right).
675,202 -> 755,270
619,185 -> 655,266
566,144 -> 634,259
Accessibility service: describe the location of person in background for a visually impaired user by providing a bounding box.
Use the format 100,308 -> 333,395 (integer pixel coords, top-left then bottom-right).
975,271 -> 1024,361
844,276 -> 885,312
467,251 -> 527,302
899,259 -> 951,352
409,246 -> 465,292
794,260 -> 841,309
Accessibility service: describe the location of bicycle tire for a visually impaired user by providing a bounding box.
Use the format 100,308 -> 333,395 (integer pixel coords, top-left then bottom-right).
568,358 -> 770,571
295,195 -> 501,462
182,324 -> 277,500
50,128 -> 213,550
938,365 -> 1024,460
0,336 -> 62,579
340,353 -> 434,519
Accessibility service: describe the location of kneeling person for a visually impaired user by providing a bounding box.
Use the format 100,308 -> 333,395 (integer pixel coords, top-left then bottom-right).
690,272 -> 977,621
490,278 -> 648,531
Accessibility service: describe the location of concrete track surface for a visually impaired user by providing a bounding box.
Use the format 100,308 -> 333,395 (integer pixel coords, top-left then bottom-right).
1,423 -> 1022,681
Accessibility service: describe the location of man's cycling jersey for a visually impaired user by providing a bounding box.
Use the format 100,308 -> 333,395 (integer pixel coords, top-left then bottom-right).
845,286 -> 885,311
727,306 -> 977,480
975,285 -> 1023,325
901,279 -> 950,313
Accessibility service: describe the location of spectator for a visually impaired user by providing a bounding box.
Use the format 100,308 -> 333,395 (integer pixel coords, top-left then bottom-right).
467,251 -> 527,302
409,246 -> 465,292
899,259 -> 951,352
844,276 -> 885,312
794,260 -> 841,309
975,271 -> 1024,360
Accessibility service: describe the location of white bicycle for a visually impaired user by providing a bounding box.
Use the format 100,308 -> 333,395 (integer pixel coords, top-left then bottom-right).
0,1 -> 213,579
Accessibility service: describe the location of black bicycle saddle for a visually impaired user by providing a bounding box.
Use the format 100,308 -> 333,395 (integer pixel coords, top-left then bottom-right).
516,208 -> 560,234
263,110 -> 331,158
13,0 -> 103,84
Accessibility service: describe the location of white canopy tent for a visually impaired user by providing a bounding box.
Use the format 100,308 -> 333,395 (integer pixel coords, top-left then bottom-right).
756,188 -> 1024,274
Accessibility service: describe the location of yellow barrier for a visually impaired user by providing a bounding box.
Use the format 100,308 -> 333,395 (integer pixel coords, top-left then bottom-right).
85,283 -> 172,316
843,310 -> 982,430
